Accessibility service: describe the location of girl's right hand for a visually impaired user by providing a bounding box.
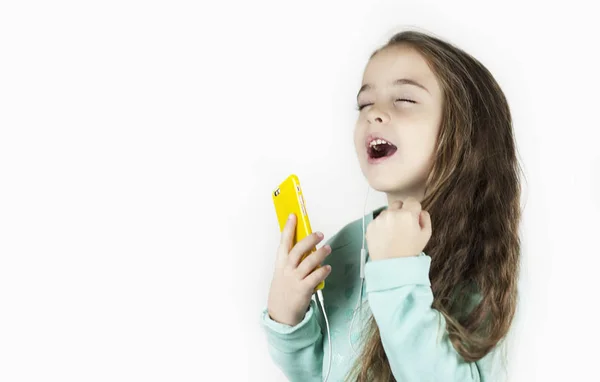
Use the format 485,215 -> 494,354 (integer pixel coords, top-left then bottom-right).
267,214 -> 333,327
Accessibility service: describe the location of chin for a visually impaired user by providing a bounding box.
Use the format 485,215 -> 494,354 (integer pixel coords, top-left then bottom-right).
362,167 -> 425,197
364,171 -> 406,193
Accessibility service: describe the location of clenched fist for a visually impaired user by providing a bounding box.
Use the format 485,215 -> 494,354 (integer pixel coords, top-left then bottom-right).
366,197 -> 432,261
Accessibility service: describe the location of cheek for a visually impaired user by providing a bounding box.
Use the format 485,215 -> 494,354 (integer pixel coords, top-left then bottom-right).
401,123 -> 439,164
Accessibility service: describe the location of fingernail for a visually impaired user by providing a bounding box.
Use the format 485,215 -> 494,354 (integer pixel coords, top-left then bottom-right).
325,265 -> 331,271
316,232 -> 324,238
288,214 -> 294,221
324,245 -> 331,252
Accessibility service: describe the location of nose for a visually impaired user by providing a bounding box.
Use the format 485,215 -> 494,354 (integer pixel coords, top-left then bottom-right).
366,106 -> 390,125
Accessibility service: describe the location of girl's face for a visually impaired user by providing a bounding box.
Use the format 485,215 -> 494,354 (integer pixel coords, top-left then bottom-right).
354,45 -> 444,201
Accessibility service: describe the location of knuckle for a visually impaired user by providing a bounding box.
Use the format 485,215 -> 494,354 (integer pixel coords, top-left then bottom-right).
399,210 -> 412,219
302,256 -> 316,269
286,247 -> 296,258
292,269 -> 305,283
299,278 -> 312,290
314,255 -> 324,267
313,248 -> 324,259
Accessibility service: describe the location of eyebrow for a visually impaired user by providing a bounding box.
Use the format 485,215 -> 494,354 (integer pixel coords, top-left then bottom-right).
356,78 -> 430,100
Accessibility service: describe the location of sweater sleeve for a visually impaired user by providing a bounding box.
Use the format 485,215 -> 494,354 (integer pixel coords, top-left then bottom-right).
364,253 -> 484,382
261,298 -> 323,382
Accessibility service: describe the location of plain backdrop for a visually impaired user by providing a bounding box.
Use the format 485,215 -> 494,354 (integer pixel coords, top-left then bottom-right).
1,0 -> 599,381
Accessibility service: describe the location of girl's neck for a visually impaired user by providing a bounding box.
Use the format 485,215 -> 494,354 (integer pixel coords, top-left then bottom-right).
385,187 -> 426,206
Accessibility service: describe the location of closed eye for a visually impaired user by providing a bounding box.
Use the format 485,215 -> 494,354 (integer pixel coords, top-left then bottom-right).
395,98 -> 416,104
356,99 -> 417,111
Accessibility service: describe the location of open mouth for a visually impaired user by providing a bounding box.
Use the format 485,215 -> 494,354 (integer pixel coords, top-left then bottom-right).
367,138 -> 398,160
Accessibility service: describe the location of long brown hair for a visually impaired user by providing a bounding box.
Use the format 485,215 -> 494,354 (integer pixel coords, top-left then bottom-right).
347,30 -> 522,381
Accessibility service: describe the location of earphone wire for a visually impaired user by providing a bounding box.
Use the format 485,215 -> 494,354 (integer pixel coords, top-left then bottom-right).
316,289 -> 331,382
320,183 -> 371,380
349,184 -> 370,356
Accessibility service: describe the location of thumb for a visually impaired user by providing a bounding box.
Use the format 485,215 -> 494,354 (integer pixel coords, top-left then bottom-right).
278,214 -> 296,261
389,200 -> 404,210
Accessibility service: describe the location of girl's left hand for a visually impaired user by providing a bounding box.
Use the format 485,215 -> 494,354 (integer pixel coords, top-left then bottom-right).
366,197 -> 432,261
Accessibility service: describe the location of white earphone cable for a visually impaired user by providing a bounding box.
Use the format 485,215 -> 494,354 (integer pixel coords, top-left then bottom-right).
320,184 -> 371,380
316,290 -> 331,382
349,184 -> 370,356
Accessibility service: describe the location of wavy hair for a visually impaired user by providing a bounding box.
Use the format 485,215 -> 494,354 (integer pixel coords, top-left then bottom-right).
347,30 -> 522,381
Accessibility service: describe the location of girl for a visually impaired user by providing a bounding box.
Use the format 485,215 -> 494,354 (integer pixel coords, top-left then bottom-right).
262,30 -> 521,382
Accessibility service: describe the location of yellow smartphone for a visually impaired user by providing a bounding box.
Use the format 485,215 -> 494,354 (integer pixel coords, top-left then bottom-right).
272,174 -> 325,291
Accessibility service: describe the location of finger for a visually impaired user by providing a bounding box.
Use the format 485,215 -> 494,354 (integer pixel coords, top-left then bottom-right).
375,206 -> 394,221
401,197 -> 422,215
303,264 -> 332,291
278,214 -> 296,258
288,232 -> 324,268
296,245 -> 332,279
420,210 -> 432,235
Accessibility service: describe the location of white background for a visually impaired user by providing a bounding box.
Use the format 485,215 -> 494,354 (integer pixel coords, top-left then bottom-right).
1,0 -> 599,381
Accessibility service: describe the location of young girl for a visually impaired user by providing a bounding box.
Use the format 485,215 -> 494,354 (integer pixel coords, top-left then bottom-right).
262,30 -> 521,382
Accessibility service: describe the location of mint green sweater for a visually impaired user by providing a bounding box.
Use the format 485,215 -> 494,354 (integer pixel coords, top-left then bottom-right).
262,207 -> 500,381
